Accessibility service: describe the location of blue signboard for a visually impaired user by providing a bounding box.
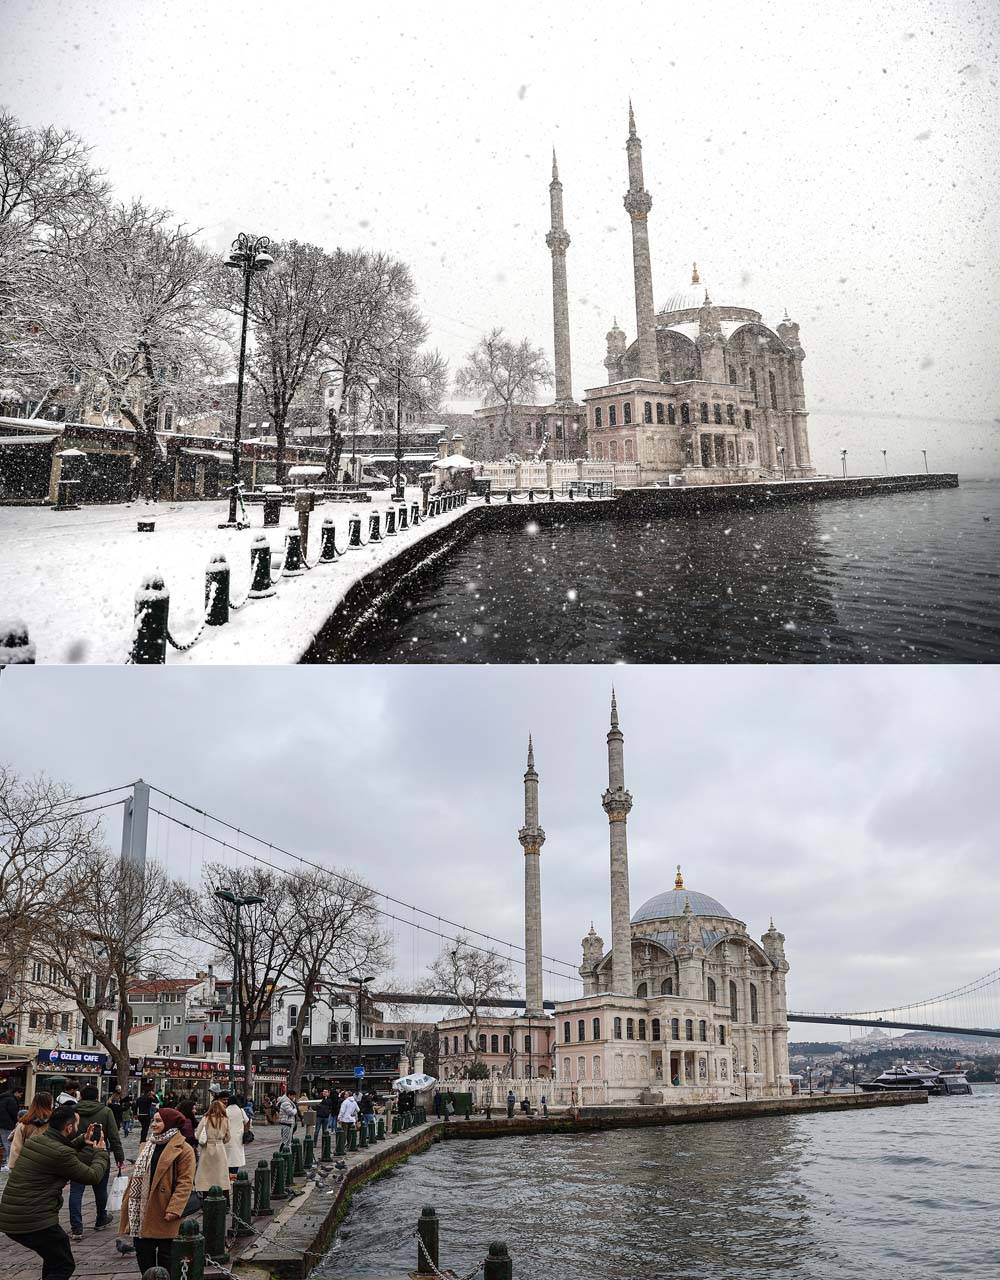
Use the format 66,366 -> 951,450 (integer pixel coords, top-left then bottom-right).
36,1048 -> 109,1070
354,1065 -> 365,1078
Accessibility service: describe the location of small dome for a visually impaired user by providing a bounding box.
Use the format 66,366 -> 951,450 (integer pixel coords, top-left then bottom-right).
631,888 -> 734,924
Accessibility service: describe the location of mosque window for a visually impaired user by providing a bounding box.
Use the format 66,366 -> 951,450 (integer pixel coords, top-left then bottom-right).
563,1057 -> 571,1078
593,1017 -> 601,1039
609,440 -> 619,463
643,401 -> 652,424
699,1020 -> 707,1042
719,1026 -> 726,1046
453,1035 -> 459,1054
594,407 -> 603,429
623,402 -> 632,425
491,1034 -> 499,1053
651,1018 -> 661,1041
749,368 -> 758,403
503,1035 -> 511,1053
729,365 -> 738,385
594,442 -> 604,460
744,409 -> 752,430
464,1034 -> 469,1052
729,982 -> 738,1021
614,1017 -> 623,1039
707,978 -> 716,1003
478,1033 -> 487,1051
656,403 -> 665,425
577,1055 -> 587,1080
524,1034 -> 531,1052
635,982 -> 648,998
662,369 -> 672,382
609,404 -> 617,427
577,1020 -> 586,1042
593,1055 -> 601,1079
667,404 -> 676,425
660,978 -> 673,995
623,439 -> 634,462
563,1021 -> 571,1043
726,403 -> 735,425
769,370 -> 779,409
747,442 -> 755,462
750,984 -> 759,1024
685,1019 -> 694,1041
556,422 -> 564,439
700,402 -> 709,423
638,1019 -> 647,1041
626,1018 -> 635,1040
680,403 -> 690,425
670,1018 -> 679,1040
713,403 -> 722,424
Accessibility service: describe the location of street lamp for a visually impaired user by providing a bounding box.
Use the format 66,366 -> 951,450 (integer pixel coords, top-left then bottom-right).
353,974 -> 373,1092
221,233 -> 273,528
922,449 -> 928,474
743,1065 -> 749,1100
807,1065 -> 813,1095
393,369 -> 434,502
840,449 -> 848,479
777,444 -> 786,482
215,888 -> 265,1093
882,449 -> 888,475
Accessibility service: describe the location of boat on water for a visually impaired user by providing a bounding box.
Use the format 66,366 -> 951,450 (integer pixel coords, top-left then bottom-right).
859,1064 -> 973,1095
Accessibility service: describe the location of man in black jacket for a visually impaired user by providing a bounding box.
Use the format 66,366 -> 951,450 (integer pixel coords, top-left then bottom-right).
0,1085 -> 21,1169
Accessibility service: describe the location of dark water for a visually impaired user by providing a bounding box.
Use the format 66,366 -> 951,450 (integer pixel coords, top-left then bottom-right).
319,1087 -> 1000,1280
333,481 -> 1000,663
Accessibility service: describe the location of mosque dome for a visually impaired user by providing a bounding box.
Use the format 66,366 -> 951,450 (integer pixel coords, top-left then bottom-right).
630,866 -> 734,924
660,263 -> 712,314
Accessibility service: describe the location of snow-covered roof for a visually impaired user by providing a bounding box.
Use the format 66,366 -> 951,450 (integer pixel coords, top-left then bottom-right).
56,447 -> 87,458
0,435 -> 57,446
432,454 -> 474,469
287,465 -> 325,476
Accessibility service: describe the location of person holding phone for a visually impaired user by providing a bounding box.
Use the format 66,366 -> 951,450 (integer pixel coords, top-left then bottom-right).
0,1101 -> 109,1280
69,1085 -> 125,1240
117,1106 -> 194,1275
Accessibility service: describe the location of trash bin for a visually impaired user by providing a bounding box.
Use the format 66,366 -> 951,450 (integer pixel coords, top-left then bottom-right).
263,495 -> 282,526
472,476 -> 492,499
54,479 -> 80,511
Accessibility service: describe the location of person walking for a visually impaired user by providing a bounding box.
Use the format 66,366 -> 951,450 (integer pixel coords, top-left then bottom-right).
315,1088 -> 333,1136
222,1093 -> 246,1174
336,1091 -> 360,1138
275,1089 -> 299,1152
117,1106 -> 194,1276
506,1089 -> 516,1119
69,1084 -> 126,1240
0,1083 -> 20,1171
136,1088 -> 157,1143
0,1101 -> 109,1280
121,1094 -> 134,1138
193,1099 -> 230,1198
55,1083 -> 79,1108
175,1100 -> 198,1155
107,1089 -> 124,1130
6,1092 -> 53,1170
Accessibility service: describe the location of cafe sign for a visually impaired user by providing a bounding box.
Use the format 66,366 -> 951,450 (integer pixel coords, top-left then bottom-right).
142,1056 -> 248,1079
36,1048 -> 109,1070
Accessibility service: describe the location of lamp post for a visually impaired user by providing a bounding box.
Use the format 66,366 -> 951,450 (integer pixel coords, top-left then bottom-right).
922,449 -> 928,474
743,1065 -> 749,1100
221,233 -> 273,528
215,889 -> 265,1093
777,444 -> 786,482
353,974 -> 373,1091
393,369 -> 433,502
840,449 -> 848,479
882,449 -> 888,475
807,1065 -> 813,1095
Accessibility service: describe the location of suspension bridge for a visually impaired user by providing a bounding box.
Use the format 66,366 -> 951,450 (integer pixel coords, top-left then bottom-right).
62,779 -> 1000,1044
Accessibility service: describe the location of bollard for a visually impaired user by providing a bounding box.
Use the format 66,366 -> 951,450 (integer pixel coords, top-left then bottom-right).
270,1149 -> 288,1200
321,1127 -> 332,1162
391,1114 -> 400,1135
398,504 -> 409,531
549,488 -> 555,501
410,501 -> 421,526
377,1117 -> 386,1140
201,1184 -> 229,1262
132,574 -> 170,664
384,506 -> 397,536
587,485 -> 593,499
348,514 -> 363,547
359,1120 -> 369,1148
319,518 -> 338,563
528,489 -> 534,503
170,1217 -> 205,1280
283,528 -> 304,576
368,511 -> 382,542
506,488 -> 512,503
484,1242 -> 513,1280
485,488 -> 492,504
282,1149 -> 295,1187
416,1206 -> 440,1276
253,1158 -> 272,1215
231,1171 -> 253,1238
335,1127 -> 346,1156
304,1133 -> 314,1168
569,486 -> 575,500
0,619 -> 36,667
248,536 -> 275,597
205,554 -> 230,626
291,1136 -> 304,1175
347,1126 -> 358,1152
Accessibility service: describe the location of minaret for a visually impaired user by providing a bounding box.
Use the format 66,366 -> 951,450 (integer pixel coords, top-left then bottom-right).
545,151 -> 573,404
623,103 -> 658,382
601,691 -> 634,995
518,734 -> 545,1017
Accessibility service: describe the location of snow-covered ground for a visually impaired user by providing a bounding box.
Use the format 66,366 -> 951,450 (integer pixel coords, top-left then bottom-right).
0,489 -> 474,664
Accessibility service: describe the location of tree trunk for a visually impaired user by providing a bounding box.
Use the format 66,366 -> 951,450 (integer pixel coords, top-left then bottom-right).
288,1026 -> 304,1094
120,401 -> 159,501
323,407 -> 340,481
274,412 -> 287,485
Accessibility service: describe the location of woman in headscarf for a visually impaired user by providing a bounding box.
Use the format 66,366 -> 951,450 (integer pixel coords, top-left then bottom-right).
6,1091 -> 53,1168
117,1105 -> 195,1274
194,1098 -> 231,1200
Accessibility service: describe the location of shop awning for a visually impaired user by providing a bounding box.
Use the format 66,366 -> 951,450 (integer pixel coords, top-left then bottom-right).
179,447 -> 232,463
0,1059 -> 31,1074
0,435 -> 56,446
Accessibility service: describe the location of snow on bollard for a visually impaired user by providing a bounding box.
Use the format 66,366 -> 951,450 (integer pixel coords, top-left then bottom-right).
283,528 -> 305,576
410,501 -> 421,526
319,518 -> 338,562
131,575 -> 169,665
384,506 -> 397,536
205,554 -> 230,626
398,504 -> 409,531
348,514 -> 363,547
368,511 -> 382,542
249,536 -> 275,598
0,618 -> 36,666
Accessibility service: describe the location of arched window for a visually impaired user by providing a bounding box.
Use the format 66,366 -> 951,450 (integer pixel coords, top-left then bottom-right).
610,440 -> 620,462
635,982 -> 648,998
651,1018 -> 661,1041
592,1017 -> 601,1039
713,403 -> 722,424
491,1034 -> 499,1053
577,1055 -> 587,1080
502,1034 -> 510,1053
660,978 -> 673,996
577,1019 -> 586,1042
624,438 -> 634,461
594,407 -> 603,429
563,1021 -> 571,1042
478,1033 -> 487,1051
288,1005 -> 298,1025
749,368 -> 758,403
685,1019 -> 694,1041
699,1020 -> 707,1042
626,1018 -> 635,1040
623,402 -> 632,425
769,370 -> 778,409
656,402 -> 665,424
638,1019 -> 647,1041
744,409 -> 753,430
729,365 -> 738,385
681,403 -> 690,425
662,368 -> 672,382
643,401 -> 652,424
747,442 -> 755,462
440,1039 -> 448,1056
750,984 -> 759,1024
729,981 -> 738,1021
593,441 -> 604,460
453,1035 -> 460,1054
562,1056 -> 571,1078
524,1034 -> 531,1052
707,977 -> 717,1003
671,1017 -> 680,1040
613,1017 -> 622,1039
464,1034 -> 470,1052
700,402 -> 709,423
667,404 -> 676,425
726,403 -> 735,425
609,404 -> 617,427
593,1054 -> 601,1079
719,1025 -> 726,1046
341,1022 -> 351,1042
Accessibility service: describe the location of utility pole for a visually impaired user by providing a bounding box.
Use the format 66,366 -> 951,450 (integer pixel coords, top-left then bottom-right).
120,780 -> 150,873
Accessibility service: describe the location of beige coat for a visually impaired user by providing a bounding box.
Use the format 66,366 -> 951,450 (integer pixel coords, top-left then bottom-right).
194,1115 -> 231,1192
223,1103 -> 245,1168
118,1133 -> 195,1240
7,1119 -> 45,1169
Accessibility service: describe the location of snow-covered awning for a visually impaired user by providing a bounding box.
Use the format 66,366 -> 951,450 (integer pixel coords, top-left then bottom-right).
432,454 -> 475,469
0,435 -> 57,446
287,465 -> 325,477
179,447 -> 231,462
56,447 -> 87,458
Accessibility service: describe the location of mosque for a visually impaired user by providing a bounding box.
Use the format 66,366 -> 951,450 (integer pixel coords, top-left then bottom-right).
508,105 -> 816,486
436,696 -> 792,1104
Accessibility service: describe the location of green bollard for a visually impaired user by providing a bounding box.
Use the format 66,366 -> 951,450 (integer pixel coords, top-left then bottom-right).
359,1119 -> 369,1148
377,1117 -> 386,1141
391,1114 -> 400,1135
483,1242 -> 513,1280
304,1133 -> 314,1167
347,1126 -> 358,1152
416,1206 -> 440,1276
253,1159 -> 272,1216
170,1217 -> 205,1280
231,1171 -> 253,1238
201,1184 -> 229,1263
270,1149 -> 288,1200
335,1127 -> 346,1156
282,1148 -> 295,1185
322,1127 -> 333,1162
291,1136 -> 304,1174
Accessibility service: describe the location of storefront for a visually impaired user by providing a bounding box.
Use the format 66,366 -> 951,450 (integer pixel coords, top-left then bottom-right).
0,1044 -> 35,1102
140,1055 -> 250,1104
34,1047 -> 110,1099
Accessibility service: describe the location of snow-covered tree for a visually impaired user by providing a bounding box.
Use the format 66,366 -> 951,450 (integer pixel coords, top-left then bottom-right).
455,329 -> 552,459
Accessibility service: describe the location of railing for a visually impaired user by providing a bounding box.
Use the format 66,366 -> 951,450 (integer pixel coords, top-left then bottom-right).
473,460 -> 641,490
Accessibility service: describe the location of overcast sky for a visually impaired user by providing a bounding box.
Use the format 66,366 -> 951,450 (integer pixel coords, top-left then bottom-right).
3,665 -> 997,1040
2,0 -> 998,477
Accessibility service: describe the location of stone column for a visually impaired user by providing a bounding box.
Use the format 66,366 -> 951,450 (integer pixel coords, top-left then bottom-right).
602,692 -> 634,996
519,737 -> 546,1017
546,153 -> 574,404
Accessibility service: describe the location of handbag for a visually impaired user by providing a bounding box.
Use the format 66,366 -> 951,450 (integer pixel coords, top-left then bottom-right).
242,1125 -> 255,1144
182,1190 -> 203,1218
107,1174 -> 129,1214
